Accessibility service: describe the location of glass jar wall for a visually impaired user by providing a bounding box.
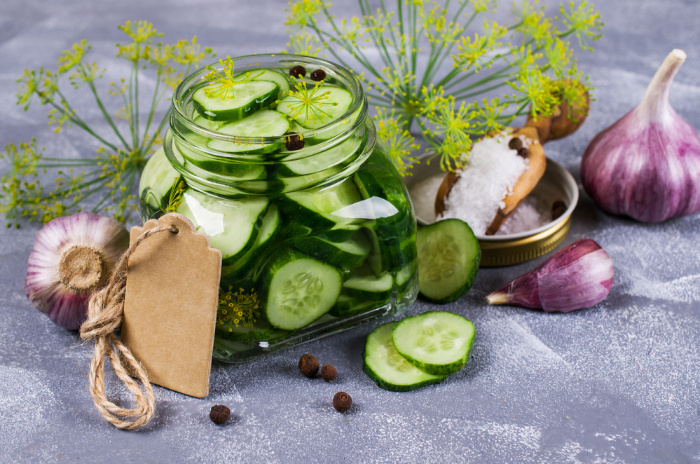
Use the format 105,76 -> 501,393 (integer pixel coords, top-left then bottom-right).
138,54 -> 418,362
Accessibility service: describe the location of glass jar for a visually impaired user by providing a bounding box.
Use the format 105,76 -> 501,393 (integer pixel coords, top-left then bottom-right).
138,54 -> 417,362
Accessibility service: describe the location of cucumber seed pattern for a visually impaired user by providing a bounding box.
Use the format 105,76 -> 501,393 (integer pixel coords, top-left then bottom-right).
414,321 -> 462,356
418,231 -> 460,283
280,272 -> 324,316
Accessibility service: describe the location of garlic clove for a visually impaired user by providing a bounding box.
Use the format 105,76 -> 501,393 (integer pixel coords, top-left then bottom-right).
24,212 -> 129,330
581,49 -> 700,222
486,239 -> 614,312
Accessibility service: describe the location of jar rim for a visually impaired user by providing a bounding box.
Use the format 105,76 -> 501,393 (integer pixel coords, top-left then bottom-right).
171,53 -> 367,147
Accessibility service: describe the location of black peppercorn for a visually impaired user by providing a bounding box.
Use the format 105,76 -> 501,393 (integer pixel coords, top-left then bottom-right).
209,404 -> 230,425
298,353 -> 319,378
508,137 -> 523,150
321,364 -> 337,382
284,132 -> 305,151
333,392 -> 352,412
289,65 -> 307,78
517,147 -> 530,158
551,201 -> 567,220
310,69 -> 326,82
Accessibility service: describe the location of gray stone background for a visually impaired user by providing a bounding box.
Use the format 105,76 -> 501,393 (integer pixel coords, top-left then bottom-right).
1,0 -> 699,462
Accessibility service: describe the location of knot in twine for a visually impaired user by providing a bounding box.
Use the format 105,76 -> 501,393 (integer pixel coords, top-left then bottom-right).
80,224 -> 178,430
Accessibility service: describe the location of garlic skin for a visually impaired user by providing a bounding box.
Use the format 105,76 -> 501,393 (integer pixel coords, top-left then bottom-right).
486,239 -> 613,313
581,49 -> 700,222
24,212 -> 129,330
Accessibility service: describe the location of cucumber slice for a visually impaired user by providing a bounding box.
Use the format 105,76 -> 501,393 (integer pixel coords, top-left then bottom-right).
280,136 -> 361,176
329,295 -> 376,317
354,149 -> 417,272
363,322 -> 447,392
258,248 -> 342,330
176,189 -> 268,265
277,85 -> 353,129
175,136 -> 267,179
207,110 -> 290,154
293,229 -> 371,269
246,69 -> 290,101
416,219 -> 480,304
392,311 -> 475,376
193,80 -> 278,122
139,147 -> 182,215
282,177 -> 364,231
221,204 -> 280,280
341,264 -> 393,300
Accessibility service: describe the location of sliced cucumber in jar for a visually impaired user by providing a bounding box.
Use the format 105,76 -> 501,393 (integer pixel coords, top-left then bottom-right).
391,311 -> 475,376
221,204 -> 281,281
293,229 -> 371,270
282,177 -> 365,232
175,188 -> 269,265
139,147 -> 183,215
416,219 -> 480,304
193,80 -> 279,122
258,248 -> 342,330
341,264 -> 393,300
207,110 -> 290,154
245,68 -> 290,101
363,322 -> 447,392
330,295 -> 376,318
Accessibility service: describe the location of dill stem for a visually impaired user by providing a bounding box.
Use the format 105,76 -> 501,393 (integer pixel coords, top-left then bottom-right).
49,94 -> 120,153
83,68 -> 131,150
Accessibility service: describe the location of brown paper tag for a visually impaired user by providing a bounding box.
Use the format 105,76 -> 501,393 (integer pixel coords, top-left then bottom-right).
121,213 -> 222,398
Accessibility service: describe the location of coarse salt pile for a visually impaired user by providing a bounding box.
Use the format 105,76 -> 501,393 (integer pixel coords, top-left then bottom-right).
494,195 -> 551,236
439,132 -> 529,235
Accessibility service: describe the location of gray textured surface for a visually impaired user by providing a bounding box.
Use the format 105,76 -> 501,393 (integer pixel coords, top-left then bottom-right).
1,1 -> 699,462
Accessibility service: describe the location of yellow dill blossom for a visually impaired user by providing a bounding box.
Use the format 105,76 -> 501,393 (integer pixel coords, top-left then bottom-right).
283,79 -> 335,126
286,31 -> 325,56
202,56 -> 238,99
217,287 -> 261,329
4,21 -> 214,225
57,40 -> 90,74
452,20 -> 507,71
164,179 -> 186,213
560,1 -> 604,51
285,0 -> 327,28
375,108 -> 419,176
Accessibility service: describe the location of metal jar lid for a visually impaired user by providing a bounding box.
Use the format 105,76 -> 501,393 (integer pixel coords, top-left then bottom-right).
406,157 -> 579,267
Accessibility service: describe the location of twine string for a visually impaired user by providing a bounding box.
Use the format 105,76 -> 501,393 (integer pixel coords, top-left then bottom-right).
79,224 -> 178,430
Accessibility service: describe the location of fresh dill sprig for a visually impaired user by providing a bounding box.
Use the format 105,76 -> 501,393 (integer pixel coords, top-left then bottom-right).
202,56 -> 265,100
1,20 -> 214,226
284,0 -> 604,173
282,78 -> 337,126
163,179 -> 186,214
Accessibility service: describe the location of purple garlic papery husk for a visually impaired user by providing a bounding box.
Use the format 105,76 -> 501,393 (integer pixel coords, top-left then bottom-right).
24,212 -> 129,330
581,49 -> 700,222
486,239 -> 614,313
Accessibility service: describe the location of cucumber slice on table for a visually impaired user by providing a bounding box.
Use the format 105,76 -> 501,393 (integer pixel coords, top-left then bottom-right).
207,110 -> 290,154
258,248 -> 343,330
221,204 -> 281,280
193,80 -> 279,122
139,147 -> 182,214
392,311 -> 475,376
175,188 -> 268,265
416,219 -> 480,304
363,322 -> 447,392
277,85 -> 353,129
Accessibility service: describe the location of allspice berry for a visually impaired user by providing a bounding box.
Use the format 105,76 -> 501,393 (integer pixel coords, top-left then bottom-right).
310,69 -> 327,82
321,364 -> 337,382
289,65 -> 307,78
209,404 -> 230,425
333,392 -> 352,412
508,137 -> 523,150
298,353 -> 319,378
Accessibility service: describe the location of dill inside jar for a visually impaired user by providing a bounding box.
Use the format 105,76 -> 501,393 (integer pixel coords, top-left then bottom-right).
138,54 -> 418,362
